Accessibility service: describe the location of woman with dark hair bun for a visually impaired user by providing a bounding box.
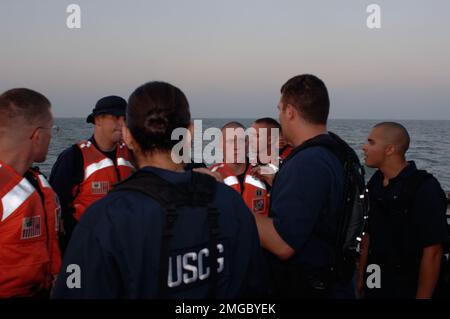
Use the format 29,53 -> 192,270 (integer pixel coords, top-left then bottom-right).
52,81 -> 267,299
126,81 -> 191,156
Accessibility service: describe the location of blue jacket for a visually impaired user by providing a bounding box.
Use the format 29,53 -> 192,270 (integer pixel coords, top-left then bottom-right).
52,166 -> 267,298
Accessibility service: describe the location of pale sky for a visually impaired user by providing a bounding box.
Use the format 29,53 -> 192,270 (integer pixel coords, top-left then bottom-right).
1,0 -> 449,119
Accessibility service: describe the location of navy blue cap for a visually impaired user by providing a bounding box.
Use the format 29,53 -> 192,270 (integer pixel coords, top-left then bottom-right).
86,95 -> 127,124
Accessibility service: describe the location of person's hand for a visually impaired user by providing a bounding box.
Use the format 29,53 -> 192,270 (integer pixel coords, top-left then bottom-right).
248,165 -> 275,187
193,167 -> 223,182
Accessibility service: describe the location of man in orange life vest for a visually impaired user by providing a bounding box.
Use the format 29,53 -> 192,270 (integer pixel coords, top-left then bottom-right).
50,96 -> 135,251
255,118 -> 292,161
0,88 -> 61,298
248,118 -> 293,188
209,121 -> 270,215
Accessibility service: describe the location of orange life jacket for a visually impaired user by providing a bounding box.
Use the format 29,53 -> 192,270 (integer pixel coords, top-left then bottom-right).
210,163 -> 269,215
0,162 -> 61,298
72,141 -> 135,221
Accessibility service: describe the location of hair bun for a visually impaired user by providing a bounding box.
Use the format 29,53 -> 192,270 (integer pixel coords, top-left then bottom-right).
127,81 -> 191,152
144,113 -> 169,136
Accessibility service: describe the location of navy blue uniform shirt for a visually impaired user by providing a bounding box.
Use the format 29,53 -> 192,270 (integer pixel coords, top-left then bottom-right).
52,166 -> 267,298
366,161 -> 448,298
270,142 -> 344,269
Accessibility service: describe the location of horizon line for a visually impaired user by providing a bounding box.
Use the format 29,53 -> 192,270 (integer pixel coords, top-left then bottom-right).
53,117 -> 450,121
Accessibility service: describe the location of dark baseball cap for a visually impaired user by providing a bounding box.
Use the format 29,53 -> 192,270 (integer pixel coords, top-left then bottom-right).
86,95 -> 127,124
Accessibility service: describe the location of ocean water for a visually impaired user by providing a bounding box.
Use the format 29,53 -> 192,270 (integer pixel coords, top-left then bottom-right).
41,118 -> 450,191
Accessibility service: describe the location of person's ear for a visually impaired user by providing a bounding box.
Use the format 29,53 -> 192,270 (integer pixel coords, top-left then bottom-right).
29,128 -> 40,146
122,125 -> 134,150
385,144 -> 395,156
94,115 -> 103,127
286,104 -> 296,120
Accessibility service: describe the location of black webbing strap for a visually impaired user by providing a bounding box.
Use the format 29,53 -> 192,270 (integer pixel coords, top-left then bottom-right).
190,172 -> 220,298
206,202 -> 220,298
158,203 -> 178,295
285,133 -> 354,247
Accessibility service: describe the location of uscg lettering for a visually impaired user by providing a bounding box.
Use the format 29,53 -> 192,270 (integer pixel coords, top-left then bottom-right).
168,243 -> 224,288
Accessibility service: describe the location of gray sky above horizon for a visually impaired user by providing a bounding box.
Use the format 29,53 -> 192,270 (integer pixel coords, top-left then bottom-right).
1,0 -> 449,120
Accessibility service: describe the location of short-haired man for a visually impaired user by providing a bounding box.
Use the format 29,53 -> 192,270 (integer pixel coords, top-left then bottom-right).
253,74 -> 355,298
358,122 -> 448,299
0,88 -> 61,298
248,117 -> 292,187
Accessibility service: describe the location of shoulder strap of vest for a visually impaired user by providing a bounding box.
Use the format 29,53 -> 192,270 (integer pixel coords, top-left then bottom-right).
400,169 -> 434,210
113,169 -> 217,205
112,170 -> 220,298
285,132 -> 357,166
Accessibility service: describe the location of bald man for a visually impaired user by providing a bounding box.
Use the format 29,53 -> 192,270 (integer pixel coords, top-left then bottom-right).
209,121 -> 270,215
358,122 -> 448,299
0,88 -> 61,298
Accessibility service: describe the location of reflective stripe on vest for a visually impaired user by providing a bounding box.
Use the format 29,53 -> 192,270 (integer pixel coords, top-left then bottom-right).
117,157 -> 134,169
244,174 -> 266,190
210,163 -> 269,215
1,178 -> 35,222
73,141 -> 134,221
84,158 -> 115,180
223,176 -> 239,187
0,165 -> 62,297
37,175 -> 51,188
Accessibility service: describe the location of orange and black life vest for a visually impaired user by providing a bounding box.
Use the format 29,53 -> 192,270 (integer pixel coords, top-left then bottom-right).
0,162 -> 61,298
71,141 -> 135,220
209,163 -> 269,215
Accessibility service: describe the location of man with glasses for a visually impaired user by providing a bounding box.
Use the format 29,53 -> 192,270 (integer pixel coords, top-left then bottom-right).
0,88 -> 61,298
38,125 -> 60,137
50,96 -> 135,252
